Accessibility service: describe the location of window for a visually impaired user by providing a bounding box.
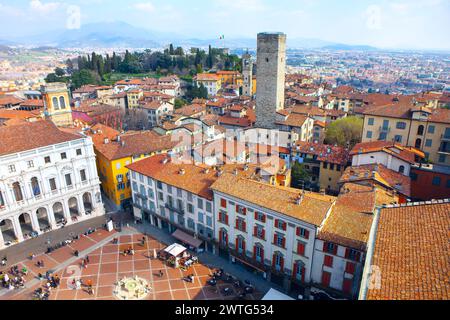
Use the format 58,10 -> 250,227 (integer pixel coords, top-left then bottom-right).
236,205 -> 246,215
432,176 -> 441,186
8,165 -> 16,173
235,217 -> 246,232
417,125 -> 424,136
297,242 -> 306,256
366,131 -> 372,139
206,216 -> 212,227
187,203 -> 193,213
158,192 -> 163,201
275,219 -> 286,231
439,154 -> 447,163
345,248 -> 361,261
31,177 -> 40,196
80,169 -> 87,182
197,198 -> 204,210
254,225 -> 265,239
254,245 -> 264,263
396,122 -> 406,129
167,185 -> 172,193
27,160 -> 34,168
206,201 -> 212,213
394,135 -> 403,143
198,212 -> 204,223
177,189 -> 182,197
49,178 -> 57,191
273,253 -> 284,271
157,181 -> 162,189
398,165 -> 405,174
59,96 -> 66,109
345,262 -> 356,274
76,149 -> 82,156
12,182 -> 23,201
428,125 -> 435,134
236,237 -> 245,254
44,156 -> 51,164
274,233 -> 285,248
324,255 -> 333,267
368,118 -> 374,126
296,227 -> 310,239
425,139 -> 432,147
52,97 -> 59,109
447,179 -> 450,188
323,162 -> 328,169
116,163 -> 121,170
323,242 -> 337,254
255,212 -> 266,223
61,152 -> 67,160
218,211 -> 228,224
65,174 -> 72,187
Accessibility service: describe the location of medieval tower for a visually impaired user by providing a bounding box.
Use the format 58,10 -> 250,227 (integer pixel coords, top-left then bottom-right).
255,32 -> 286,129
242,52 -> 253,97
41,82 -> 73,127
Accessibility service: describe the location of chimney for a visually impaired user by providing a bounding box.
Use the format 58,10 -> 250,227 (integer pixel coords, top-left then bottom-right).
243,164 -> 249,171
104,138 -> 109,144
233,168 -> 239,176
295,193 -> 304,205
162,157 -> 170,164
121,141 -> 125,147
204,168 -> 210,174
179,169 -> 186,175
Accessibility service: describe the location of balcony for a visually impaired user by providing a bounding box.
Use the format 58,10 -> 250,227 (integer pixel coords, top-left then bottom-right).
165,202 -> 185,215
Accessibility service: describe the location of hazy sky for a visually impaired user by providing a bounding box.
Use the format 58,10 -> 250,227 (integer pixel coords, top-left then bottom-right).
0,0 -> 449,49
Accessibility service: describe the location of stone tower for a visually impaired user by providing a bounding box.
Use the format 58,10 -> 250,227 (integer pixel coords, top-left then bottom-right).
255,32 -> 286,129
41,82 -> 73,127
242,52 -> 253,97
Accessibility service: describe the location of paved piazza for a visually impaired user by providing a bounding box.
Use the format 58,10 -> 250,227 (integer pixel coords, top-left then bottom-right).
0,230 -> 262,300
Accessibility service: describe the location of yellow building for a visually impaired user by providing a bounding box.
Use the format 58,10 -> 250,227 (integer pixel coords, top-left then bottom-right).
127,89 -> 144,109
41,82 -> 73,127
362,102 -> 450,165
194,73 -> 222,97
216,70 -> 240,85
87,124 -> 178,208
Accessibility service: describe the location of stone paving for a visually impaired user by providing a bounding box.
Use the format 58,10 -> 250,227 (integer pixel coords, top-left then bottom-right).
0,230 -> 263,300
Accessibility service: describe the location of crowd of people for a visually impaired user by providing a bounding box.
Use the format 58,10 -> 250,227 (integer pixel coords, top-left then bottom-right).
0,265 -> 27,290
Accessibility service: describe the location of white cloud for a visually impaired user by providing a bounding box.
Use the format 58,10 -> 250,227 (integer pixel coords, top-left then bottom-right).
29,0 -> 60,14
133,2 -> 155,13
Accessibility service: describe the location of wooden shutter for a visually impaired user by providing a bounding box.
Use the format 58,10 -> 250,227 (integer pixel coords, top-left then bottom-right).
235,238 -> 239,250
323,241 -> 327,252
254,226 -> 258,237
345,248 -> 350,259
304,230 -> 309,239
293,262 -> 298,279
281,237 -> 286,248
345,262 -> 355,274
280,256 -> 284,271
273,233 -> 277,244
253,245 -> 257,259
261,228 -> 265,240
225,214 -> 228,225
242,221 -> 246,231
221,198 -> 226,208
297,242 -> 305,256
296,227 -> 300,236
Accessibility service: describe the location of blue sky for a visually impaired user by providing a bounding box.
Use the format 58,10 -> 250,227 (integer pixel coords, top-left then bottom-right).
0,0 -> 449,49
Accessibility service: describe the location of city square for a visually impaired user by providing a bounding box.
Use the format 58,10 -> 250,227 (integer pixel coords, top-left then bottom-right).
0,228 -> 263,300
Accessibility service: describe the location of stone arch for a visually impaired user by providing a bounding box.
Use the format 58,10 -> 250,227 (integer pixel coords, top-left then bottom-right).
68,197 -> 80,218
18,212 -> 34,237
83,192 -> 93,214
52,202 -> 65,223
36,207 -> 51,231
0,219 -> 16,243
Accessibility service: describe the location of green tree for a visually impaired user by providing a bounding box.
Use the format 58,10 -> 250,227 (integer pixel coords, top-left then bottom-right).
71,69 -> 100,89
54,67 -> 65,77
291,162 -> 310,189
324,116 -> 363,149
174,98 -> 187,109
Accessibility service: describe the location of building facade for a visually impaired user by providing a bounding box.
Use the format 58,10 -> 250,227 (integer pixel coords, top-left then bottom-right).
0,121 -> 104,249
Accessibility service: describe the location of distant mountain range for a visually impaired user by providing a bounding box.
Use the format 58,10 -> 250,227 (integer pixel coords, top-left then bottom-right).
1,21 -> 378,51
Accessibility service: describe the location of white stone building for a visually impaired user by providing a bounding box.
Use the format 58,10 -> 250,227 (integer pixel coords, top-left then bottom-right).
0,121 -> 105,249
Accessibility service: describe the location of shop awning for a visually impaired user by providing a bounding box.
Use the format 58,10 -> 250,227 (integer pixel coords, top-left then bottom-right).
164,243 -> 187,257
172,229 -> 202,248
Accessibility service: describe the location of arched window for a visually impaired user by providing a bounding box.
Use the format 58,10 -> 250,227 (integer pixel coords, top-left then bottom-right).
415,138 -> 422,149
12,182 -> 23,201
417,125 -> 424,136
31,177 -> 41,196
399,165 -> 405,174
52,97 -> 59,110
59,96 -> 66,109
272,252 -> 284,272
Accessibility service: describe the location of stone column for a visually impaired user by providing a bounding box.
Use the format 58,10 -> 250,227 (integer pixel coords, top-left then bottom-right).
77,194 -> 86,218
12,216 -> 24,242
62,198 -> 72,223
46,206 -> 57,230
0,229 -> 4,248
29,211 -> 41,233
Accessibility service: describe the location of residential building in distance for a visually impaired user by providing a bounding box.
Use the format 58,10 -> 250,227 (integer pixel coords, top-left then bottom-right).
194,73 -> 222,97
361,100 -> 450,165
0,121 -> 105,249
410,163 -> 450,201
292,141 -> 350,194
360,200 -> 450,300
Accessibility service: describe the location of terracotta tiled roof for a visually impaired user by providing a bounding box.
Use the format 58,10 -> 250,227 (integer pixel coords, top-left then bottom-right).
174,104 -> 206,117
195,73 -> 220,81
291,105 -> 326,117
90,129 -> 176,161
351,141 -> 418,164
340,164 -> 411,197
0,95 -> 24,106
294,141 -> 350,165
211,173 -> 336,226
0,120 -> 82,156
0,109 -> 41,120
276,113 -> 309,128
19,99 -> 44,108
366,201 -> 450,300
